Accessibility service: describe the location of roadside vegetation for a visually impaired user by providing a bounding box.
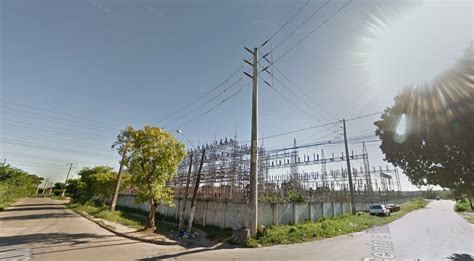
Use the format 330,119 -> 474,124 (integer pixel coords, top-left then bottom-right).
0,165 -> 42,210
454,198 -> 472,212
454,197 -> 474,224
247,198 -> 427,247
68,202 -> 177,232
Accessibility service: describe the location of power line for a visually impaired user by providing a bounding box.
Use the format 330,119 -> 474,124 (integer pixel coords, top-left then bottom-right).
266,62 -> 340,120
176,81 -> 251,129
152,65 -> 244,126
0,106 -> 119,132
345,111 -> 383,121
260,75 -> 325,124
1,118 -> 113,140
1,129 -> 112,150
271,0 -> 352,65
0,125 -> 112,145
259,0 -> 311,48
0,99 -> 120,128
269,70 -> 334,123
299,124 -> 341,143
266,0 -> 330,54
243,121 -> 340,143
163,76 -> 245,128
0,138 -> 116,159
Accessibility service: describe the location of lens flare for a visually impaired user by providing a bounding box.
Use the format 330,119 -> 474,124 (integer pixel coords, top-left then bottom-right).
396,114 -> 407,136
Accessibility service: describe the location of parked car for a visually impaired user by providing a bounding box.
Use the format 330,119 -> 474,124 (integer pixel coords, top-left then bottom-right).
369,204 -> 391,216
386,204 -> 401,212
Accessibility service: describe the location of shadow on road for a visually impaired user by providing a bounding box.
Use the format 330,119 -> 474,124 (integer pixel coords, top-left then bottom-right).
136,243 -> 240,260
448,253 -> 474,261
0,232 -> 113,247
0,232 -> 142,256
9,203 -> 62,207
0,212 -> 76,221
3,206 -> 67,212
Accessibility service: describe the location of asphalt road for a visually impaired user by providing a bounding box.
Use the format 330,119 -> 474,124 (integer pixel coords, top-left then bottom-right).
0,198 -> 472,261
157,200 -> 474,261
0,197 -> 184,261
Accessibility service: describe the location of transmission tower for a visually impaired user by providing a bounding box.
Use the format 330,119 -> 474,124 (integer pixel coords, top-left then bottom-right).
290,138 -> 299,179
321,148 -> 327,188
362,142 -> 373,197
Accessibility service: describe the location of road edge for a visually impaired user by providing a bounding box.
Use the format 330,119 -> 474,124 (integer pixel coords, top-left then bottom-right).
69,207 -> 179,246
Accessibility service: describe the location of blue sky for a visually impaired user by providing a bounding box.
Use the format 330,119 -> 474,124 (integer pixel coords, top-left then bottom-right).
1,0 -> 472,189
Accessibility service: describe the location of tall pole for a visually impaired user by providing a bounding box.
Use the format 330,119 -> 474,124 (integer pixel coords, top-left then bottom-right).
249,47 -> 259,236
111,145 -> 128,211
343,119 -> 356,214
178,153 -> 193,233
188,149 -> 205,233
42,178 -> 49,196
61,163 -> 73,198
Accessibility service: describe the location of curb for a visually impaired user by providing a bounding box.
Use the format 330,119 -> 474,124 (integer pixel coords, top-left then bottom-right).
70,208 -> 178,246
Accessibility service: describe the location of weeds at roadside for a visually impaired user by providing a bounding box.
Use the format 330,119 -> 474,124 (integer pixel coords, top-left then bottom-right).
247,198 -> 428,247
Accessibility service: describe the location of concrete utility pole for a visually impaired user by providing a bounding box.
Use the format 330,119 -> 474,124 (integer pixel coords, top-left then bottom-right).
42,178 -> 49,196
61,163 -> 74,198
48,182 -> 54,196
343,119 -> 356,214
111,146 -> 128,211
188,149 -> 205,234
178,153 -> 193,233
244,47 -> 259,236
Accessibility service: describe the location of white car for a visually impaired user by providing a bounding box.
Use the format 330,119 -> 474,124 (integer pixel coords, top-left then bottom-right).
369,204 -> 391,216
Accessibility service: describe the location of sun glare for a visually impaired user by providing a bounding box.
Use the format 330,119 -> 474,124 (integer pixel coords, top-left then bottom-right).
396,113 -> 407,136
356,1 -> 472,93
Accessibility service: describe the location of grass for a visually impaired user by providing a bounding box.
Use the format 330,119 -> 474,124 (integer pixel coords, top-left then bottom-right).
193,224 -> 233,241
454,199 -> 472,212
454,197 -> 474,224
247,198 -> 428,247
67,203 -> 231,240
465,215 -> 474,224
68,203 -> 153,230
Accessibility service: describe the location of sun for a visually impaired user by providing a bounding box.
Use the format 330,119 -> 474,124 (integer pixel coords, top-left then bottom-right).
353,1 -> 473,93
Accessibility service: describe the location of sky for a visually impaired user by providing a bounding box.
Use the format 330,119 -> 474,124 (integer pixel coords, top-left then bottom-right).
1,0 -> 472,190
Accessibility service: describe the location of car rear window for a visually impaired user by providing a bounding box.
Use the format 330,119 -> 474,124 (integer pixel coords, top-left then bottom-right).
370,205 -> 382,209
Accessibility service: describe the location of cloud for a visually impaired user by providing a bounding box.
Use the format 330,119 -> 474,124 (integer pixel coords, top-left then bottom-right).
87,0 -> 111,14
145,6 -> 166,17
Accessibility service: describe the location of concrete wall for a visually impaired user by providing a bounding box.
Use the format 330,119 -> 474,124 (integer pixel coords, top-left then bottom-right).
115,194 -> 410,229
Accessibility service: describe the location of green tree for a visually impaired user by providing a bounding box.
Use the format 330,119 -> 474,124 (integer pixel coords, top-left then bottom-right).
127,125 -> 186,230
374,46 -> 474,208
74,166 -> 119,205
0,165 -> 42,209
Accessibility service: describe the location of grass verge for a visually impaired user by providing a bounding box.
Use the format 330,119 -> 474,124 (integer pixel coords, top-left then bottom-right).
68,203 -> 146,229
113,206 -> 232,242
247,198 -> 428,247
454,199 -> 472,212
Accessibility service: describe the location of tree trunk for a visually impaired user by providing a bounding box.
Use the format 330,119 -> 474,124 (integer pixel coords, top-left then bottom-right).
468,191 -> 473,210
148,198 -> 157,231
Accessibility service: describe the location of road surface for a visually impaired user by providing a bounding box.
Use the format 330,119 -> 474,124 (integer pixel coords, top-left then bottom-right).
0,197 -> 184,261
0,198 -> 472,260
151,200 -> 474,261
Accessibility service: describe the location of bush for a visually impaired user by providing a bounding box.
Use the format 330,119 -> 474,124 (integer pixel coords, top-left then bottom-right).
454,199 -> 471,212
288,191 -> 305,203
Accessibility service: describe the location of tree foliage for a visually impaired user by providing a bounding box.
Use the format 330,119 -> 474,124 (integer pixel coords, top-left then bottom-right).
69,166 -> 129,205
0,165 -> 43,209
374,46 -> 474,205
126,125 -> 186,230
